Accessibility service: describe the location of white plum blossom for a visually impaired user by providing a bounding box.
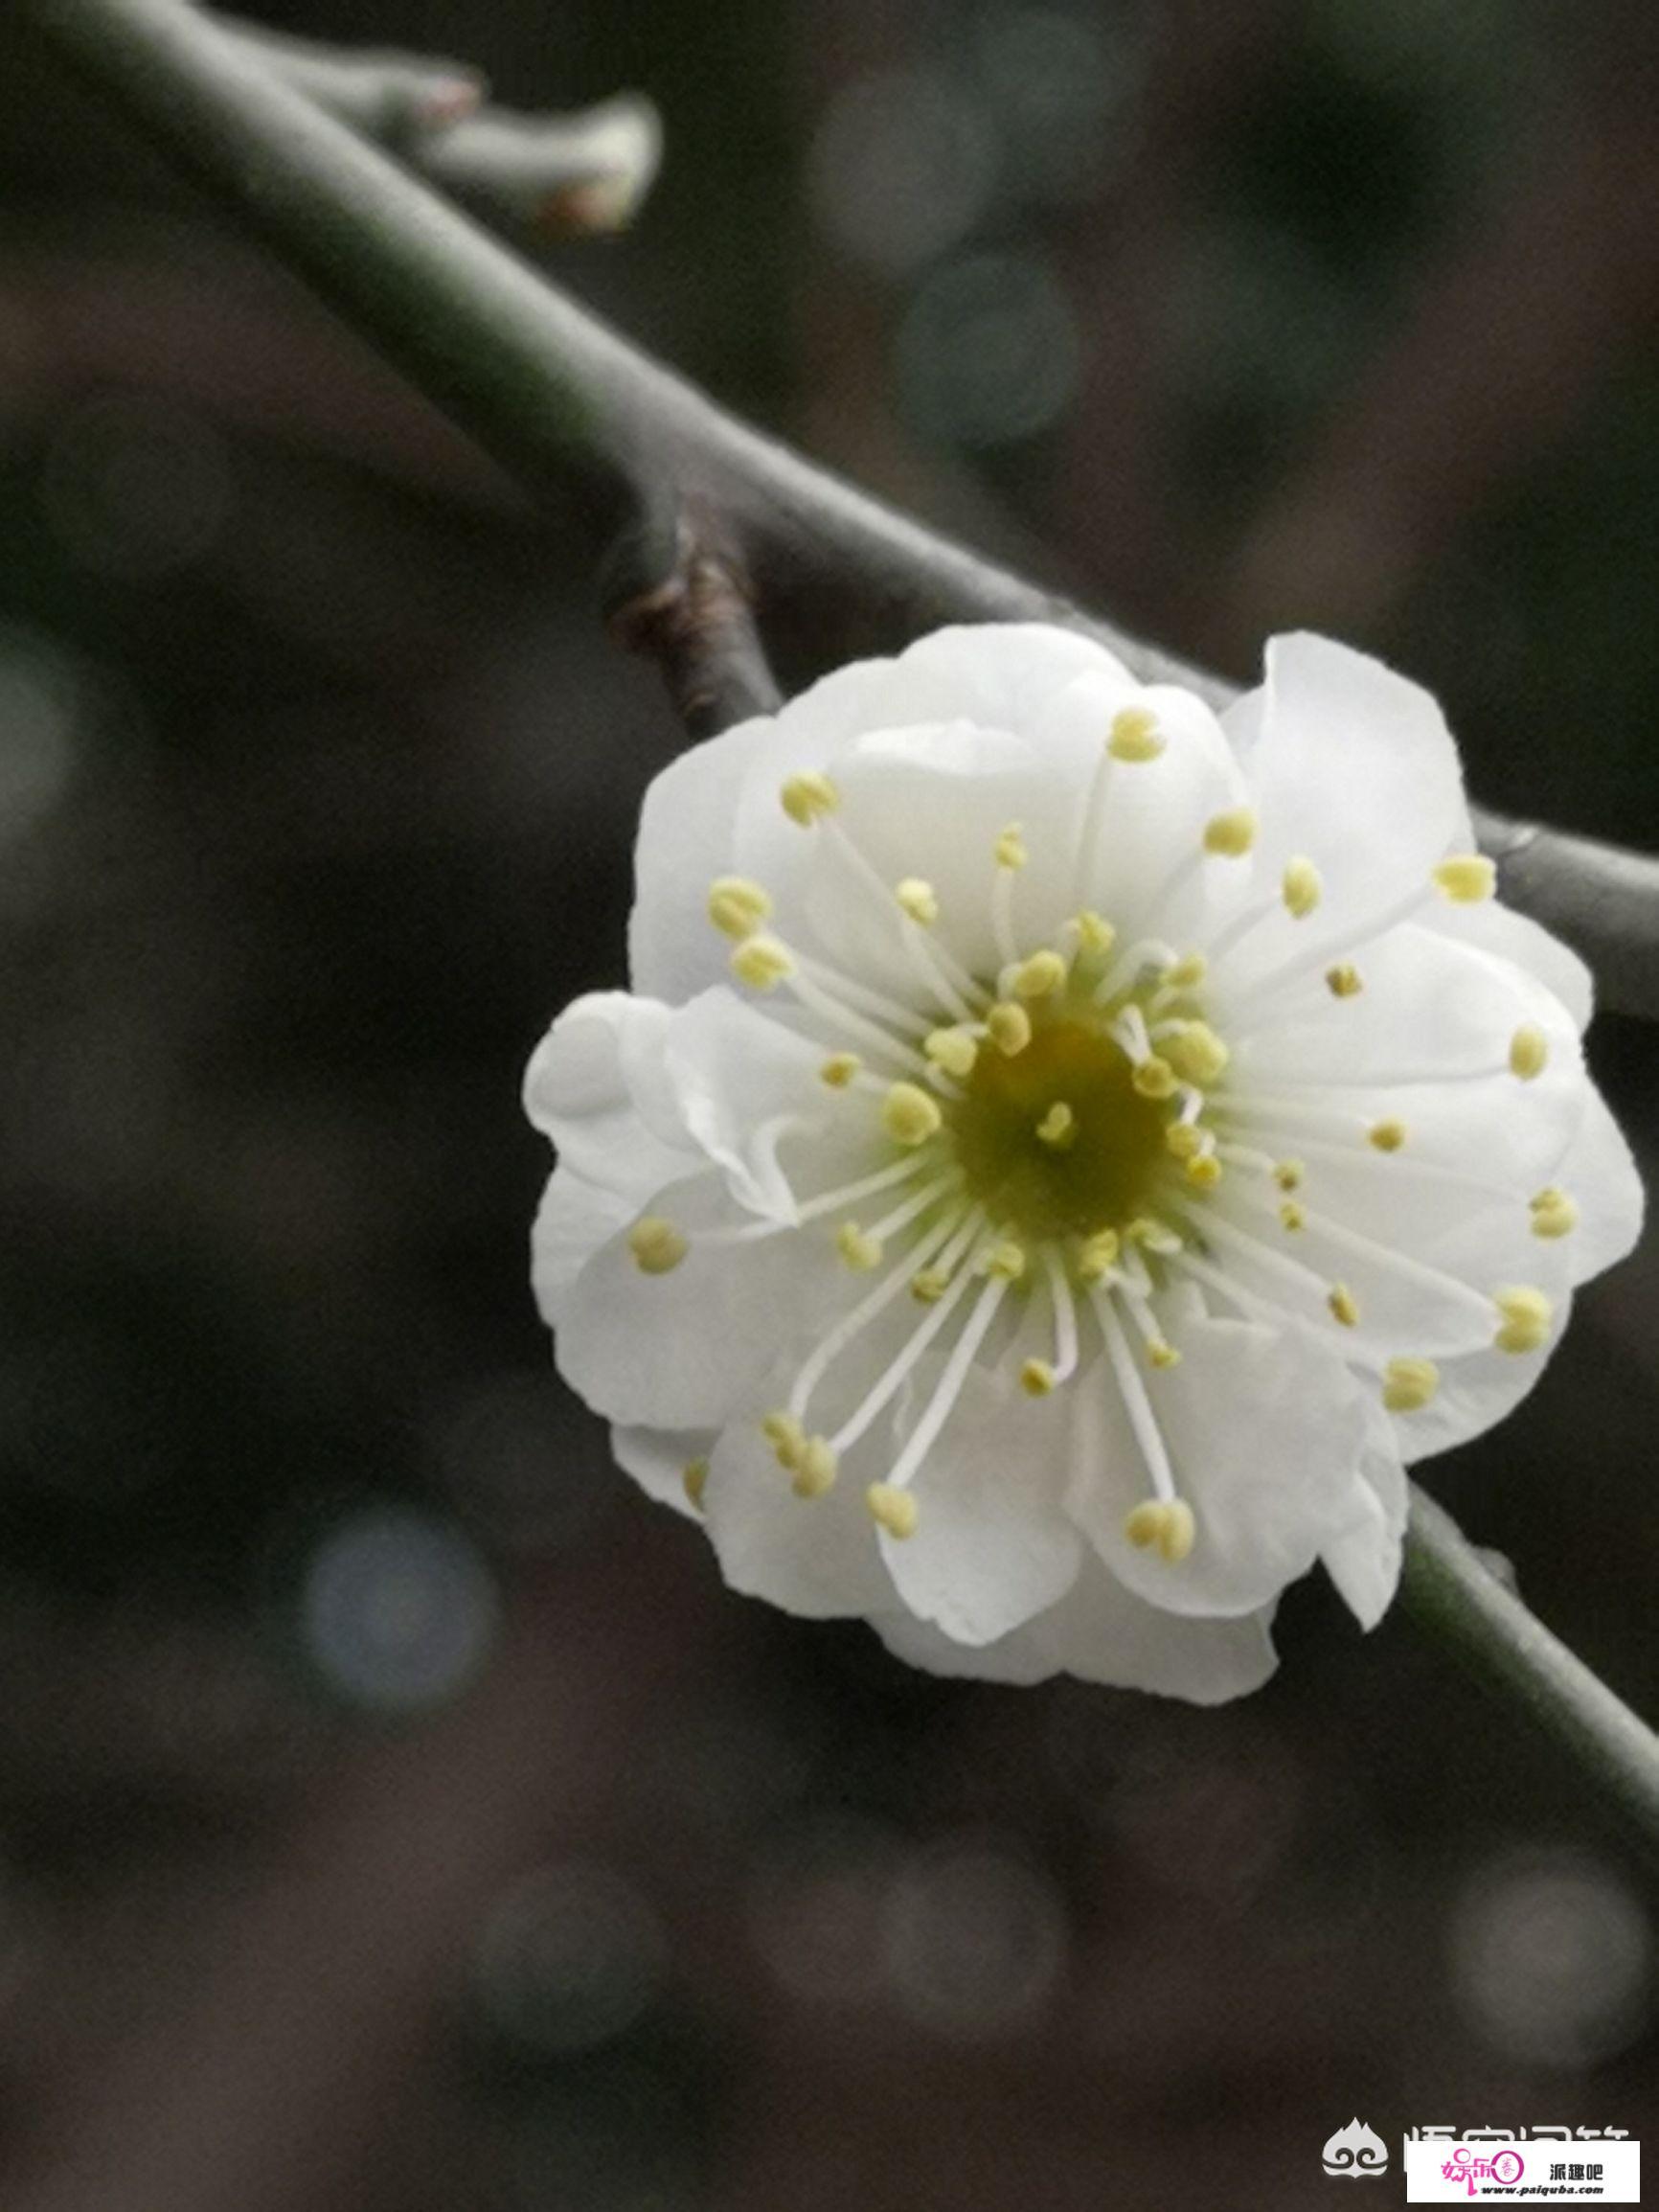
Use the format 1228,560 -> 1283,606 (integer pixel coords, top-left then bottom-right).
524,625 -> 1644,1701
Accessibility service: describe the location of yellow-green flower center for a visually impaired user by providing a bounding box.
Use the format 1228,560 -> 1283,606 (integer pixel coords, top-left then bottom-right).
950,1013 -> 1169,1243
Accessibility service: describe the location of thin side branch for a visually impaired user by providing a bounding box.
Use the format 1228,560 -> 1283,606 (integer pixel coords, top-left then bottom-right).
218,15 -> 662,235
607,519 -> 783,740
1400,1488 -> 1659,1862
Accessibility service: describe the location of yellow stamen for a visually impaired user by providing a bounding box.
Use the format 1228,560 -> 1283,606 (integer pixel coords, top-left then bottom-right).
1011,948 -> 1068,999
982,1239 -> 1027,1283
1132,1056 -> 1177,1101
731,935 -> 794,991
1279,1201 -> 1306,1232
1282,856 -> 1323,918
1274,1158 -> 1305,1191
881,1082 -> 943,1146
986,1000 -> 1033,1057
761,1410 -> 807,1469
627,1216 -> 688,1274
1529,1187 -> 1579,1240
1203,806 -> 1258,857
1493,1286 -> 1553,1354
1328,1284 -> 1360,1328
681,1458 -> 709,1511
1368,1120 -> 1407,1152
819,1052 -> 862,1089
706,875 -> 773,939
1124,1497 -> 1195,1563
1510,1024 -> 1549,1081
923,1026 -> 979,1080
1326,963 -> 1363,998
1166,1021 -> 1229,1086
993,822 -> 1028,871
1020,1357 -> 1057,1397
867,1483 -> 919,1539
781,770 -> 839,825
1185,1152 -> 1223,1189
1035,1101 -> 1077,1150
835,1222 -> 883,1271
1165,1122 -> 1205,1161
1074,910 -> 1117,956
895,877 -> 939,925
1433,855 -> 1495,903
1126,1217 -> 1181,1253
1382,1357 -> 1440,1413
1077,1228 -> 1121,1284
910,1266 -> 950,1303
1148,1339 -> 1181,1370
1107,706 -> 1164,762
1164,951 -> 1208,989
791,1437 -> 838,1499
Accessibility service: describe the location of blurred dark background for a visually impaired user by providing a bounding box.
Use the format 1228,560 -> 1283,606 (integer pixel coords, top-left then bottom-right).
0,3 -> 1655,2206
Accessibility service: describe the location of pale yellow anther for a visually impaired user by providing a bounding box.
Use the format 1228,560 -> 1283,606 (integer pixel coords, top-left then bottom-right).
910,1266 -> 950,1304
681,1457 -> 710,1511
993,822 -> 1029,871
1165,1122 -> 1205,1162
1035,1101 -> 1077,1151
1164,951 -> 1208,990
819,1052 -> 862,1089
981,1239 -> 1028,1283
1279,1200 -> 1306,1232
1132,1056 -> 1177,1101
866,1483 -> 919,1539
1108,706 -> 1164,763
1328,1283 -> 1360,1329
1282,856 -> 1322,919
1368,1120 -> 1408,1152
627,1216 -> 689,1274
1382,1357 -> 1440,1413
1011,948 -> 1068,999
1529,1186 -> 1579,1240
791,1437 -> 839,1499
1126,1217 -> 1182,1254
1203,806 -> 1258,857
1074,910 -> 1118,957
781,770 -> 839,826
1020,1358 -> 1057,1398
1124,1497 -> 1195,1563
761,1410 -> 807,1469
1510,1024 -> 1549,1081
835,1222 -> 883,1272
895,877 -> 940,925
881,1081 -> 943,1147
1326,964 -> 1364,998
1274,1158 -> 1305,1191
1493,1285 -> 1553,1354
1185,1152 -> 1223,1189
1433,854 -> 1496,903
923,1026 -> 979,1080
987,1000 -> 1033,1057
731,935 -> 795,991
706,875 -> 773,940
1147,1339 -> 1182,1371
1076,1227 -> 1121,1284
1166,1021 -> 1230,1087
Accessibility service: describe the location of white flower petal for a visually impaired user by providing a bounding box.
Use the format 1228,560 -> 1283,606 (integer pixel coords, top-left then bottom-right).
1320,1396 -> 1408,1630
1388,1307 -> 1573,1462
523,991 -> 693,1185
629,718 -> 778,1004
531,1167 -> 638,1327
661,987 -> 844,1219
611,1424 -> 715,1520
1222,632 -> 1473,977
1066,1317 -> 1369,1617
875,1563 -> 1280,1702
555,1174 -> 842,1429
1550,1085 -> 1646,1287
875,1350 -> 1083,1646
1432,899 -> 1594,1032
